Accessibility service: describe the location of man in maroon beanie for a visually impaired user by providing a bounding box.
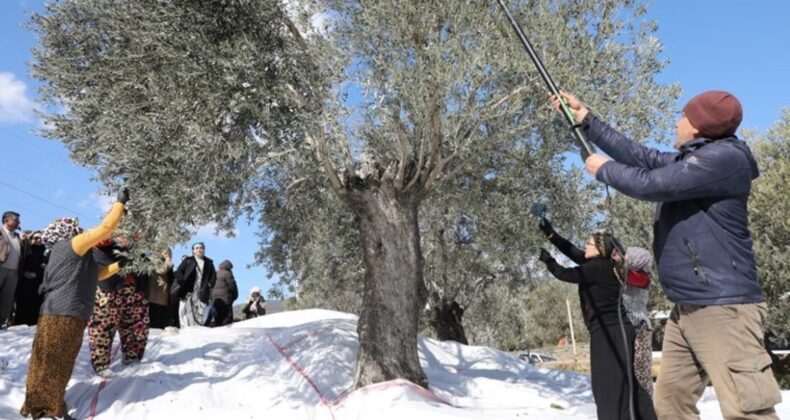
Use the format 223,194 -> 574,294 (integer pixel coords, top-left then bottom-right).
550,91 -> 781,419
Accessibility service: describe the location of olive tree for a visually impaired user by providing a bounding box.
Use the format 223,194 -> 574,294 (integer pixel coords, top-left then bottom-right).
267,0 -> 676,387
32,0 -> 677,389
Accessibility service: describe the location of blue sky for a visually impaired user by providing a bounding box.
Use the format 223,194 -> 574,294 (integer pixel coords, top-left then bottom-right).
1,1 -> 788,300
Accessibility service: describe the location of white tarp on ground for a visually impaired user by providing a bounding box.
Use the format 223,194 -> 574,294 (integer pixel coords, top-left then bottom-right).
1,309 -> 788,419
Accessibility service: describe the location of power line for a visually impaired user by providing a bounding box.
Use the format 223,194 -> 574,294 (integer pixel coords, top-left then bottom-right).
1,127 -> 73,165
0,197 -> 48,218
0,163 -> 85,204
0,178 -> 93,219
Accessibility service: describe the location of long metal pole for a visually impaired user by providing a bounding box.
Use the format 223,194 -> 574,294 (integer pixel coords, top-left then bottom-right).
495,0 -> 595,160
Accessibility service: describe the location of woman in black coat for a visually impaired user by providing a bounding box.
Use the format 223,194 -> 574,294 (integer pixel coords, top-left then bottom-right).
208,260 -> 238,326
173,242 -> 216,327
537,220 -> 655,420
14,231 -> 47,325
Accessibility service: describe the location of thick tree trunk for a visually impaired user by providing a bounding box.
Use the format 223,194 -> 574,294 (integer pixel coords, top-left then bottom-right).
428,300 -> 468,345
349,182 -> 428,389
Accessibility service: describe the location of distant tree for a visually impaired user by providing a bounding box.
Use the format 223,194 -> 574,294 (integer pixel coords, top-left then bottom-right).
748,110 -> 790,343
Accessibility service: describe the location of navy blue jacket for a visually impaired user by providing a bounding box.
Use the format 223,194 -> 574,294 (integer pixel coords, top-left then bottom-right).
582,114 -> 764,305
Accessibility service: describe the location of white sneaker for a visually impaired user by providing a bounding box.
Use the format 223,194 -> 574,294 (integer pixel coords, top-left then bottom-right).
96,368 -> 117,378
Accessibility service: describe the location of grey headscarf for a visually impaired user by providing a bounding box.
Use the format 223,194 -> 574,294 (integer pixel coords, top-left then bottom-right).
625,247 -> 653,272
622,246 -> 654,329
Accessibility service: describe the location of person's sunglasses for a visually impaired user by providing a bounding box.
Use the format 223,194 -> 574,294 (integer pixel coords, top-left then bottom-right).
32,237 -> 42,242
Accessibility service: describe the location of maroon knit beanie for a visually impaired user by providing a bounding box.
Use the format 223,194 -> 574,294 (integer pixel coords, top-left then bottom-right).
682,90 -> 743,139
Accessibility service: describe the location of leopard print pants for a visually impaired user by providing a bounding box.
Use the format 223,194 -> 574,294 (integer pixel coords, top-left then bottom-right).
633,322 -> 654,396
20,314 -> 86,419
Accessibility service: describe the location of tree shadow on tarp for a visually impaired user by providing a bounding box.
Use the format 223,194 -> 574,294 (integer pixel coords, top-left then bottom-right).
64,318 -> 360,418
67,341 -> 241,419
418,338 -> 593,409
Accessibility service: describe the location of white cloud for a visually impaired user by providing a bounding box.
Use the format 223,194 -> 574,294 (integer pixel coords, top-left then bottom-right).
193,222 -> 238,241
77,192 -> 114,214
96,194 -> 114,213
0,72 -> 36,123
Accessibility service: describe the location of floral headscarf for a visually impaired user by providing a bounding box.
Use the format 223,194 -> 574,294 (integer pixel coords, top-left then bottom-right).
41,217 -> 81,250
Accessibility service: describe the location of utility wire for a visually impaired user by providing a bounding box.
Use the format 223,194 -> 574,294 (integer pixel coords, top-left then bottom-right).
1,127 -> 73,165
0,163 -> 84,204
0,197 -> 47,218
0,178 -> 93,219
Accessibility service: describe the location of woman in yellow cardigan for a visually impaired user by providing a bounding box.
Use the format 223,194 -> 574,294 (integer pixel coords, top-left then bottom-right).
20,188 -> 129,419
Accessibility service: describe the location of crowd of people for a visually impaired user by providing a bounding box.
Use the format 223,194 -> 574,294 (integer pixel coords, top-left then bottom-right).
0,190 -> 268,418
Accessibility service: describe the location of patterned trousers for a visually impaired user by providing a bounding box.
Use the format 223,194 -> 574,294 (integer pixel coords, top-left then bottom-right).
21,314 -> 86,418
634,322 -> 654,397
88,284 -> 150,372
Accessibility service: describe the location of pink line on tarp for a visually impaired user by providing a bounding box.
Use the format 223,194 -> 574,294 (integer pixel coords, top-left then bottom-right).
266,333 -> 336,420
331,378 -> 450,407
87,343 -> 121,420
266,332 -> 452,418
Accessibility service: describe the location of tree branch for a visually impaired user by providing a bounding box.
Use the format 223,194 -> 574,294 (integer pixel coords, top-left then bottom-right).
307,129 -> 345,198
421,88 -> 444,187
451,269 -> 498,304
286,176 -> 310,191
404,135 -> 428,192
392,107 -> 410,189
427,83 -> 530,191
483,85 -> 527,111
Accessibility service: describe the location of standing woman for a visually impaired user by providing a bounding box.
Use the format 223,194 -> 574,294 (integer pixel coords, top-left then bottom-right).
209,260 -> 238,326
14,231 -> 48,326
173,242 -> 216,327
621,247 -> 656,398
88,237 -> 151,377
146,248 -> 174,329
537,219 -> 655,420
20,188 -> 128,419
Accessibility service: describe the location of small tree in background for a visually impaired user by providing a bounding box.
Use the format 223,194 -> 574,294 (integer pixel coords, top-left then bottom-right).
748,110 -> 790,344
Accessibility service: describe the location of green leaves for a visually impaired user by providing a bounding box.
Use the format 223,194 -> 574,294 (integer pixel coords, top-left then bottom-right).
749,109 -> 790,342
263,0 -> 678,349
31,0 -> 323,257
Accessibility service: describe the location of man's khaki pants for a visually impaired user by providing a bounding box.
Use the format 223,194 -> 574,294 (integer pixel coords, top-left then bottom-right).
654,303 -> 782,419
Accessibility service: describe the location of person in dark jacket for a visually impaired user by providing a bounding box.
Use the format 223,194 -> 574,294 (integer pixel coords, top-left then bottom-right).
0,210 -> 25,328
208,260 -> 238,326
538,220 -> 655,420
13,231 -> 47,326
552,91 -> 781,419
242,286 -> 266,320
173,242 -> 216,327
